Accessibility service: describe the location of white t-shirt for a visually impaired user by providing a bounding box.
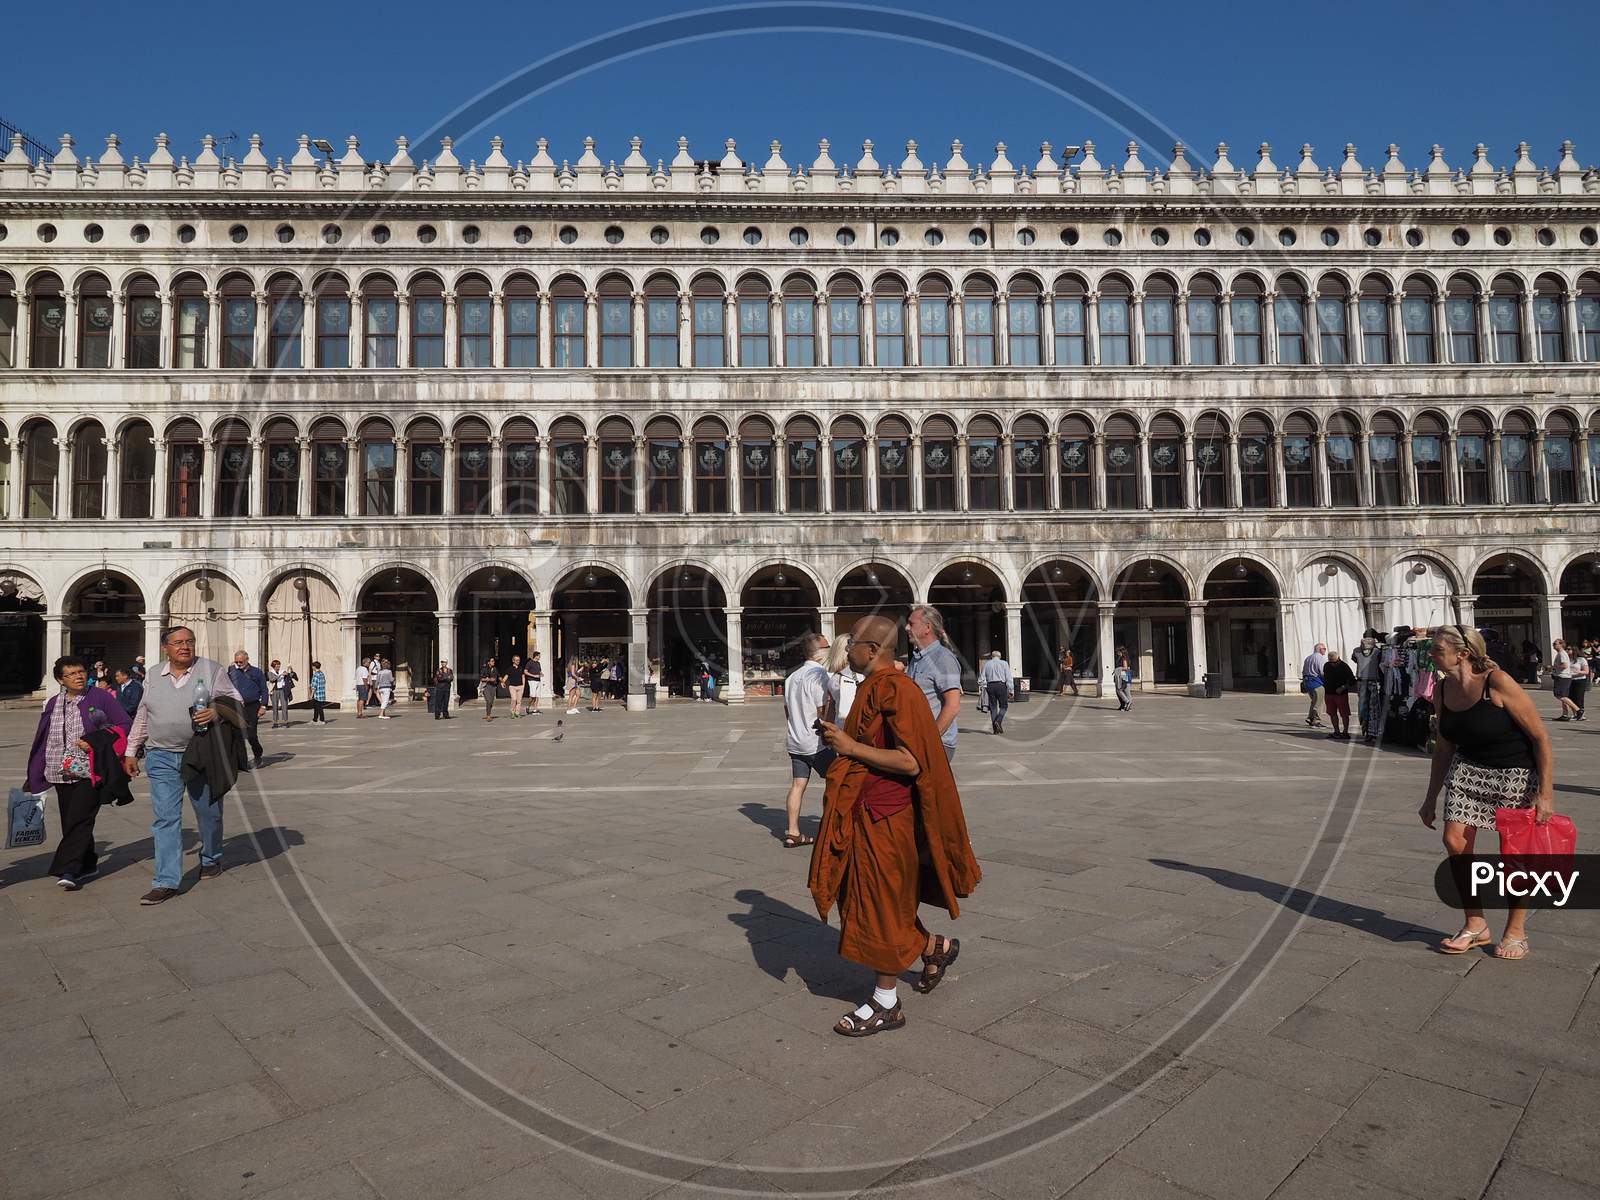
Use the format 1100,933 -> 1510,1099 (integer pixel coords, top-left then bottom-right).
783,660 -> 831,756
356,663 -> 370,685
824,667 -> 863,725
1553,649 -> 1572,679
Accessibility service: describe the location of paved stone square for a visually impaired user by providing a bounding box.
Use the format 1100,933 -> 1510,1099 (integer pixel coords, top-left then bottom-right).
2,691 -> 1598,1199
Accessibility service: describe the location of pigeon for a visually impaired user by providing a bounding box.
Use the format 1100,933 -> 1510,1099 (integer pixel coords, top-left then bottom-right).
553,719 -> 564,742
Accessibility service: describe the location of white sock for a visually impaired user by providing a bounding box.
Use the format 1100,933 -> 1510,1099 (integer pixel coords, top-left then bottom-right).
853,985 -> 899,1021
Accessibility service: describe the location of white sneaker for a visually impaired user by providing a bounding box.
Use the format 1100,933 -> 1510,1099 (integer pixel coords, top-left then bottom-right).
566,708 -> 579,714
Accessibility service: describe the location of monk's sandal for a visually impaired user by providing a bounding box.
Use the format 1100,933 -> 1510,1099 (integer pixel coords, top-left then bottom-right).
914,936 -> 960,994
834,996 -> 906,1038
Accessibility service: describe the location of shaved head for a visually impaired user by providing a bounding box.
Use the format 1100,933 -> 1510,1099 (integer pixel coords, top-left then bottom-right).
848,615 -> 900,675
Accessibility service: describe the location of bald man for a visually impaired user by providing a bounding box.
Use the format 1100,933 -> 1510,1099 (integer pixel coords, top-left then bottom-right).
808,615 -> 982,1037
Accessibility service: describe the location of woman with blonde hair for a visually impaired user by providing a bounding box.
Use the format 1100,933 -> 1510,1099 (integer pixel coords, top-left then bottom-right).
1421,624 -> 1555,960
823,631 -> 863,723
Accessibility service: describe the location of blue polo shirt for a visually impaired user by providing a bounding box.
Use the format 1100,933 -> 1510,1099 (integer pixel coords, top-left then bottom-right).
907,640 -> 963,750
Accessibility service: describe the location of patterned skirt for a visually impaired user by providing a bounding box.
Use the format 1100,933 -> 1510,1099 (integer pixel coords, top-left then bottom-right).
1442,753 -> 1538,830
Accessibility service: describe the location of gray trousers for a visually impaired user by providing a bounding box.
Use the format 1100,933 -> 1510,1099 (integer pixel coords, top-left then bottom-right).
270,689 -> 290,724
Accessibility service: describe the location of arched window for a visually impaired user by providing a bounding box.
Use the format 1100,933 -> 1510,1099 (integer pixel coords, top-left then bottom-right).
0,272 -> 15,367
831,416 -> 867,511
1054,274 -> 1089,365
29,272 -> 66,368
873,275 -> 907,366
362,275 -> 398,367
454,417 -> 492,514
598,416 -> 634,514
1327,411 -> 1361,507
1058,414 -> 1093,509
171,273 -> 207,369
1195,412 -> 1231,508
1239,412 -> 1273,507
877,416 -> 912,511
828,275 -> 863,366
262,418 -> 298,517
1358,274 -> 1392,364
598,273 -> 633,368
1413,412 -> 1447,506
1370,411 -> 1403,506
785,417 -> 820,511
1186,274 -> 1220,365
737,274 -> 771,367
551,277 -> 586,368
1489,275 -> 1525,364
1534,275 -> 1567,363
1544,411 -> 1578,503
219,273 -> 255,369
1445,274 -> 1480,364
693,416 -> 729,511
20,419 -> 58,517
1502,410 -> 1534,503
1230,275 -> 1263,365
120,420 -> 155,518
1150,413 -> 1185,508
1457,410 -> 1492,504
214,419 -> 252,517
457,274 -> 492,368
71,421 -> 107,517
166,419 -> 203,518
550,417 -> 586,513
692,274 -> 725,367
1579,273 -> 1600,362
503,274 -> 539,368
267,274 -> 302,369
310,417 -> 347,516
738,416 -> 775,511
1315,275 -> 1349,365
1274,277 -> 1308,365
502,419 -> 539,514
1013,414 -> 1048,510
918,275 -> 952,366
645,274 -> 679,368
783,275 -> 817,367
1283,412 -> 1316,507
406,417 -> 444,515
1103,413 -> 1141,509
1142,275 -> 1176,365
923,416 -> 958,510
77,273 -> 113,368
967,416 -> 1002,509
963,276 -> 997,365
1008,276 -> 1043,365
409,273 -> 445,368
645,416 -> 681,513
1097,276 -> 1131,365
314,273 -> 350,368
357,418 -> 396,515
1402,275 -> 1438,364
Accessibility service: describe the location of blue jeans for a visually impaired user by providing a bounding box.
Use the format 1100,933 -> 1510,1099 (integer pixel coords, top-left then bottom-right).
146,748 -> 223,888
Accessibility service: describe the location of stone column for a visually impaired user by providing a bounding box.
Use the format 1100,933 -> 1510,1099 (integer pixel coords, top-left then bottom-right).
583,291 -> 598,368
1520,292 -> 1537,363
252,290 -> 269,367
240,612 -> 265,667
1085,292 -> 1099,365
1041,290 -> 1056,366
1004,601 -> 1025,679
152,437 -> 169,520
157,291 -> 173,368
995,290 -> 1010,366
296,437 -> 312,517
205,291 -> 221,368
1563,293 -> 1581,363
392,438 -> 409,518
348,294 -> 364,367
1578,431 -> 1594,504
63,291 -> 79,369
627,606 -> 650,711
441,436 -> 457,516
906,292 -> 921,367
1138,432 -> 1153,510
774,434 -> 788,514
585,435 -> 600,514
1314,433 -> 1331,508
343,437 -> 360,516
300,292 -> 314,367
1433,292 -> 1450,363
724,293 -> 738,367
1001,433 -> 1016,511
1401,432 -> 1417,506
624,435 -> 645,514
104,435 -> 120,519
3,437 -> 18,520
861,290 -> 876,366
1183,433 -> 1198,510
1218,291 -> 1234,365
951,292 -> 965,366
1488,431 -> 1504,505
1130,290 -> 1145,366
1136,616 -> 1154,691
490,290 -> 505,367
723,606 -> 746,704
728,434 -> 743,515
769,293 -> 784,367
1455,593 -> 1477,627
626,292 -> 640,367
1356,434 -> 1373,507
1263,292 -> 1280,365
143,613 -> 165,668
1445,432 -> 1462,505
435,610 -> 457,680
535,436 -> 552,515
338,613 -> 361,702
815,293 -> 830,367
537,290 -> 552,368
865,434 -> 880,512
817,605 -> 839,641
679,435 -> 693,513
1276,600 -> 1298,694
395,290 -> 412,367
442,290 -> 458,369
677,290 -> 692,367
956,434 -> 970,512
43,612 -> 68,667
55,436 -> 72,517
489,436 -> 505,516
1187,600 -> 1209,696
911,434 -> 926,512
1175,290 -> 1190,366
1543,593 -> 1567,653
1096,601 -> 1117,698
199,438 -> 216,519
533,612 -> 554,702
1044,431 -> 1060,510
248,437 -> 265,518
109,292 -> 126,368
819,433 -> 835,513
1533,430 -> 1551,503
1303,291 -> 1321,366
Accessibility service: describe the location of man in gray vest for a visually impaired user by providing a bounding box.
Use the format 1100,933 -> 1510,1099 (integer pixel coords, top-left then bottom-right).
123,626 -> 241,905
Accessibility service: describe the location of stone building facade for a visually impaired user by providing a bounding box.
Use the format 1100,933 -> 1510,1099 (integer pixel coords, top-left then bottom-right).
1,130 -> 1598,702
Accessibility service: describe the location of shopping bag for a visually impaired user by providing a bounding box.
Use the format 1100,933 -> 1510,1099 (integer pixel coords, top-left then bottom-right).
7,788 -> 48,850
1495,807 -> 1578,858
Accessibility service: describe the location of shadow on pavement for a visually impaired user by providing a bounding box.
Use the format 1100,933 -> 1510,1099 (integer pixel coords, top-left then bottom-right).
730,887 -> 859,999
1,825 -> 304,889
737,801 -> 818,841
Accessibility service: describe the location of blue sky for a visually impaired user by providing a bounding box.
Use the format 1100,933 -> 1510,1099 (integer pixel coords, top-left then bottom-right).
8,0 -> 1598,176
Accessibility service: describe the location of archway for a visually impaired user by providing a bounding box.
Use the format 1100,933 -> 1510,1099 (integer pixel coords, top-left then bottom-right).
263,570 -> 342,702
164,569 -> 245,664
832,562 -> 914,645
1203,558 -> 1281,692
1020,560 -> 1099,692
648,566 -> 728,699
1559,555 -> 1600,645
0,570 -> 46,696
1472,553 -> 1546,679
68,569 -> 145,673
1384,555 -> 1457,632
455,566 -> 536,700
356,567 -> 439,697
1290,557 -> 1368,661
738,565 -> 822,696
551,566 -> 631,697
1112,560 -> 1191,690
928,561 -> 1007,689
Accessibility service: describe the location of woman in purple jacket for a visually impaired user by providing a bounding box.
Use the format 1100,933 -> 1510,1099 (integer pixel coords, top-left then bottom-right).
23,655 -> 133,889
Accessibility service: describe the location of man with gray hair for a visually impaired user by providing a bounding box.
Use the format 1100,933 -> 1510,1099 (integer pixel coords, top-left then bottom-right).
780,630 -> 834,847
980,649 -> 1013,735
1301,641 -> 1329,729
227,649 -> 268,768
907,604 -> 963,762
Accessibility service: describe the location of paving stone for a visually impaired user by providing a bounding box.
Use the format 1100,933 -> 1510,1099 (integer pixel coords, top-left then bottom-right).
1266,1156 -> 1419,1199
1035,963 -> 1201,1032
1066,1159 -> 1215,1198
1504,1069 -> 1600,1182
349,1110 -> 548,1199
0,1015 -> 114,1099
1298,958 -> 1461,1031
681,1008 -> 891,1106
241,1013 -> 418,1110
1485,1161 -> 1600,1200
539,1013 -> 740,1109
94,1008 -> 268,1109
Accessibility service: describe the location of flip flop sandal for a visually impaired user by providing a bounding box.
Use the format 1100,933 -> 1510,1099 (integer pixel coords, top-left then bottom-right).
781,833 -> 816,848
834,997 -> 905,1037
1439,927 -> 1493,954
1493,936 -> 1530,961
914,935 -> 960,993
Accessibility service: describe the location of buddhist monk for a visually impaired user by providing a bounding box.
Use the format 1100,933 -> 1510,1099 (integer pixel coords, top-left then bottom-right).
808,614 -> 982,1036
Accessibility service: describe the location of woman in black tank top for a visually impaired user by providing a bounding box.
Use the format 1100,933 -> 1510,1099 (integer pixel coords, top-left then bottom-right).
1422,624 -> 1555,961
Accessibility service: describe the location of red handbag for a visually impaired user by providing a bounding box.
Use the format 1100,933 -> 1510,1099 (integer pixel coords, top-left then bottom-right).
1494,807 -> 1578,857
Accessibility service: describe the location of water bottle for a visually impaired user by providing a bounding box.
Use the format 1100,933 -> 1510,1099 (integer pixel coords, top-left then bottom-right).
190,678 -> 212,733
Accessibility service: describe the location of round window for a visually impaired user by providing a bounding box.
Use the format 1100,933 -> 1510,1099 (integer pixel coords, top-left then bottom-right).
417,224 -> 437,244
968,228 -> 988,246
514,225 -> 533,245
1451,228 -> 1469,246
603,225 -> 623,245
130,224 -> 149,244
1278,228 -> 1297,247
789,226 -> 809,246
273,224 -> 294,244
879,228 -> 900,247
1363,228 -> 1382,247
1581,227 -> 1598,247
837,228 -> 857,247
924,228 -> 944,247
227,224 -> 247,244
1060,227 -> 1079,246
1536,227 -> 1555,246
742,226 -> 762,246
1017,227 -> 1036,246
37,223 -> 57,243
1493,227 -> 1512,246
1102,229 -> 1122,247
700,226 -> 720,245
1193,228 -> 1211,247
1149,228 -> 1169,247
462,225 -> 481,244
1235,228 -> 1255,247
85,223 -> 105,244
1321,228 -> 1339,247
0,223 -> 7,242
1405,228 -> 1423,248
321,224 -> 342,245
558,225 -> 578,245
370,225 -> 391,245
650,225 -> 670,245
176,224 -> 196,244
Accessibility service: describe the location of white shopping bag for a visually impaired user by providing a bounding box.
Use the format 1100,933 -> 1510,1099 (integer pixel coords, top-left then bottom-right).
7,788 -> 47,850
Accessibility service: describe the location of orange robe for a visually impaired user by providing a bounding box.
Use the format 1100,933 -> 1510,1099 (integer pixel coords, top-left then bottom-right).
807,668 -> 982,973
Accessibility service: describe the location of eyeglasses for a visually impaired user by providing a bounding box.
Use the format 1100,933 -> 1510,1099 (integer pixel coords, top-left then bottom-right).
845,636 -> 882,652
166,638 -> 196,647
